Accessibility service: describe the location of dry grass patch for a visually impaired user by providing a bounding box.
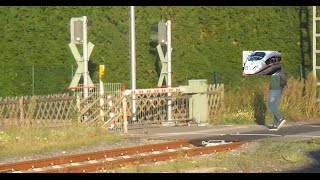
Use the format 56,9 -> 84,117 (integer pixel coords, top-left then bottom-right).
211,73 -> 320,125
111,139 -> 320,173
0,124 -> 122,158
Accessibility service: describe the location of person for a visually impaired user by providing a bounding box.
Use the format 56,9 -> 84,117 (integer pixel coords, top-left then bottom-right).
268,65 -> 287,131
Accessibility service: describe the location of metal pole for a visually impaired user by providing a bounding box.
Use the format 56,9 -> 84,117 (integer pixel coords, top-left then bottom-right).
214,71 -> 218,84
300,64 -> 303,80
83,16 -> 89,99
130,6 -> 137,121
167,20 -> 172,122
32,65 -> 34,95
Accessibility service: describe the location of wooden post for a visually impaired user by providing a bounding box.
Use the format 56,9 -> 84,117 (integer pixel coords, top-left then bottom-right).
220,84 -> 225,109
19,97 -> 24,126
76,95 -> 81,123
122,94 -> 128,133
121,83 -> 126,91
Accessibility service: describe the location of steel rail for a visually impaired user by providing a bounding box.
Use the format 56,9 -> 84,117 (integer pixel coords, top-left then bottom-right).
42,141 -> 245,173
0,140 -> 191,172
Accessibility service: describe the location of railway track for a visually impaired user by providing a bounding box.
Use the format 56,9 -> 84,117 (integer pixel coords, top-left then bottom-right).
0,140 -> 244,173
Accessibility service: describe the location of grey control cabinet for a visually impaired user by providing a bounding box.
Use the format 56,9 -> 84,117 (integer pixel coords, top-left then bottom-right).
181,79 -> 208,123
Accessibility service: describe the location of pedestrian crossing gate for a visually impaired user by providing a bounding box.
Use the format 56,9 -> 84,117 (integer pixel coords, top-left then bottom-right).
125,79 -> 209,124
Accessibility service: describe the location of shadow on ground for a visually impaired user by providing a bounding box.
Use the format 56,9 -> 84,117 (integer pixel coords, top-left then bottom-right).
286,150 -> 320,173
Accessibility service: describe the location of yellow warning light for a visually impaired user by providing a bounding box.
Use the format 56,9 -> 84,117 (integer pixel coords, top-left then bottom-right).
99,65 -> 105,79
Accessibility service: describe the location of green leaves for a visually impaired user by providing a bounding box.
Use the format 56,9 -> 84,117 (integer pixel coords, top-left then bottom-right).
0,6 -> 305,96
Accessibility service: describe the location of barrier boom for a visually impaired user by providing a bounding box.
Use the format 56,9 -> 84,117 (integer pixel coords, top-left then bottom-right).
124,87 -> 185,95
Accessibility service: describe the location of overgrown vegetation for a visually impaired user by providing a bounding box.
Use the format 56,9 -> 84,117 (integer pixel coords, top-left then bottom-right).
0,6 -> 312,96
0,124 -> 122,158
211,72 -> 320,124
1,6 -> 318,124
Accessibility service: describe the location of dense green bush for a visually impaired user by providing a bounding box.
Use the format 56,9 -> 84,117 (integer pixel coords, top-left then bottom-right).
0,6 -> 312,96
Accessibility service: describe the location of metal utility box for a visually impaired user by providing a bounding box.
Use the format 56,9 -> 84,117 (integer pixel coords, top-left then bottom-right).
181,79 -> 208,124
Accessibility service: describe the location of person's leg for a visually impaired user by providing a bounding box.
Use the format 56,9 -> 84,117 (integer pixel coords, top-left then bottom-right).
268,90 -> 282,126
273,115 -> 278,127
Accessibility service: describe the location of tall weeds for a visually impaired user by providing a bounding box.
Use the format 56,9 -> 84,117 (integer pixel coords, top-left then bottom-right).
282,73 -> 320,120
212,73 -> 320,124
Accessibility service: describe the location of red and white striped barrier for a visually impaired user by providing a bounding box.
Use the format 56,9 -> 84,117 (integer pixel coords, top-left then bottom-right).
124,87 -> 185,96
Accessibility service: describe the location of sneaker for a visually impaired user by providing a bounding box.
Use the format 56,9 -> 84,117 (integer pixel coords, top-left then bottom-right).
269,126 -> 278,131
277,119 -> 286,129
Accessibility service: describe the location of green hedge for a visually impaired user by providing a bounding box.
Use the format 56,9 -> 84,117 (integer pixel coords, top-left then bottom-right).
0,6 -> 311,96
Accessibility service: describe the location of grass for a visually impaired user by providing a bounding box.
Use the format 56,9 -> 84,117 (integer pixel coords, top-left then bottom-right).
211,73 -> 320,125
0,124 -> 123,158
109,138 -> 320,173
1,72 -> 320,172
